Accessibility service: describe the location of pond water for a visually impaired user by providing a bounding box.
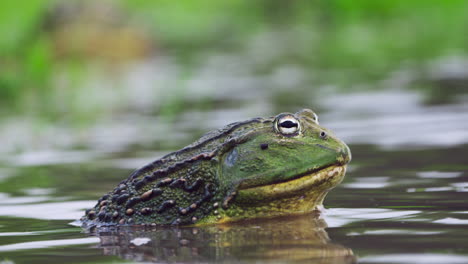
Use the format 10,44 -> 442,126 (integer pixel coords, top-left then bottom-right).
0,90 -> 467,264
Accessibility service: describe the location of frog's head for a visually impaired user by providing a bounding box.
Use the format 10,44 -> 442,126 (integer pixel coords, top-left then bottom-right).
217,109 -> 351,221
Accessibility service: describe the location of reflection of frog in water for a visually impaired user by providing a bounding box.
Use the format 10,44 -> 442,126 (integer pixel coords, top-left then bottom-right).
97,214 -> 356,263
81,109 -> 351,227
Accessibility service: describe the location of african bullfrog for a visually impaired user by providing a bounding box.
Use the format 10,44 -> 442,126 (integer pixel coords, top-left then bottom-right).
80,109 -> 351,227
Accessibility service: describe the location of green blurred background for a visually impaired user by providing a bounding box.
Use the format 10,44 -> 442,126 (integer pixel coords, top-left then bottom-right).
1,3 -> 468,262
1,0 -> 467,138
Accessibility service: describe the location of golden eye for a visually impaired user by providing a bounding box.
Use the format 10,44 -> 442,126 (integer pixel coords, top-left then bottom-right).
275,115 -> 301,136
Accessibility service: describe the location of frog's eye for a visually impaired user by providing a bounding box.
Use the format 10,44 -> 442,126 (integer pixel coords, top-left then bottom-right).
275,115 -> 301,136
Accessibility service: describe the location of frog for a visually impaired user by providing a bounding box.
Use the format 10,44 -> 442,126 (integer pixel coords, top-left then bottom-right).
80,109 -> 351,227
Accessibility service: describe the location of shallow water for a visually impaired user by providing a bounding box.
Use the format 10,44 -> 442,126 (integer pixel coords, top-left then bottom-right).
1,90 -> 468,264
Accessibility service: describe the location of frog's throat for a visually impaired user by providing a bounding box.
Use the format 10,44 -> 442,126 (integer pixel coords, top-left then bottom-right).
236,165 -> 346,200
210,165 -> 346,224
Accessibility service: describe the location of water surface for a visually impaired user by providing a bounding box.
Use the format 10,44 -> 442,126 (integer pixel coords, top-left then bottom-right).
0,91 -> 467,264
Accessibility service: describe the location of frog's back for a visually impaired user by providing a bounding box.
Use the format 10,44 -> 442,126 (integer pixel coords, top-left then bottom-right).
128,117 -> 270,180
81,117 -> 272,227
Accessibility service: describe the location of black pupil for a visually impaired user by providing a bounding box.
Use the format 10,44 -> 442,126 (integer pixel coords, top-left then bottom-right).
279,120 -> 298,128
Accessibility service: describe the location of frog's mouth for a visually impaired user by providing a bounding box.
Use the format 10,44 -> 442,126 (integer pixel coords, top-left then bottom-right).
237,164 -> 347,195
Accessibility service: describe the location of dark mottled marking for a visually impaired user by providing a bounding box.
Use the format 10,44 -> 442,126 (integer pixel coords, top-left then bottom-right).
151,170 -> 164,178
111,194 -> 119,202
185,178 -> 203,192
141,207 -> 152,215
260,143 -> 269,150
169,178 -> 186,188
126,208 -> 134,216
157,200 -> 175,213
116,194 -> 130,205
98,194 -> 110,204
203,184 -> 214,200
134,179 -> 147,190
153,188 -> 164,198
141,188 -> 163,201
98,211 -> 106,221
222,191 -> 237,209
189,152 -> 216,162
193,184 -> 214,206
181,204 -> 196,215
115,185 -> 126,195
87,210 -> 96,219
144,174 -> 156,182
128,162 -> 156,180
195,199 -> 205,207
125,197 -> 141,208
157,177 -> 173,187
140,189 -> 153,201
171,178 -> 204,192
104,213 -> 112,222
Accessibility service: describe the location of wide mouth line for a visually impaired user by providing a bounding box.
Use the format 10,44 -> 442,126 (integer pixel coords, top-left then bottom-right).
238,163 -> 343,191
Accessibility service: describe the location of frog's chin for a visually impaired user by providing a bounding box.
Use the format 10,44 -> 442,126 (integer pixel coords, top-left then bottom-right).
219,165 -> 347,222
237,164 -> 347,199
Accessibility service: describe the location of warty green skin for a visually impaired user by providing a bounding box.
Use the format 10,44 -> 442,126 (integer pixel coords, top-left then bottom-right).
80,109 -> 351,227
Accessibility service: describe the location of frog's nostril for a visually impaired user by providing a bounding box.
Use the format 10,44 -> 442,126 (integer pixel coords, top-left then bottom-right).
320,131 -> 327,139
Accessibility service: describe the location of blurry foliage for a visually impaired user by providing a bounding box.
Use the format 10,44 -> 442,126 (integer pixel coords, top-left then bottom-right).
0,0 -> 52,112
0,0 -> 467,119
320,1 -> 468,70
